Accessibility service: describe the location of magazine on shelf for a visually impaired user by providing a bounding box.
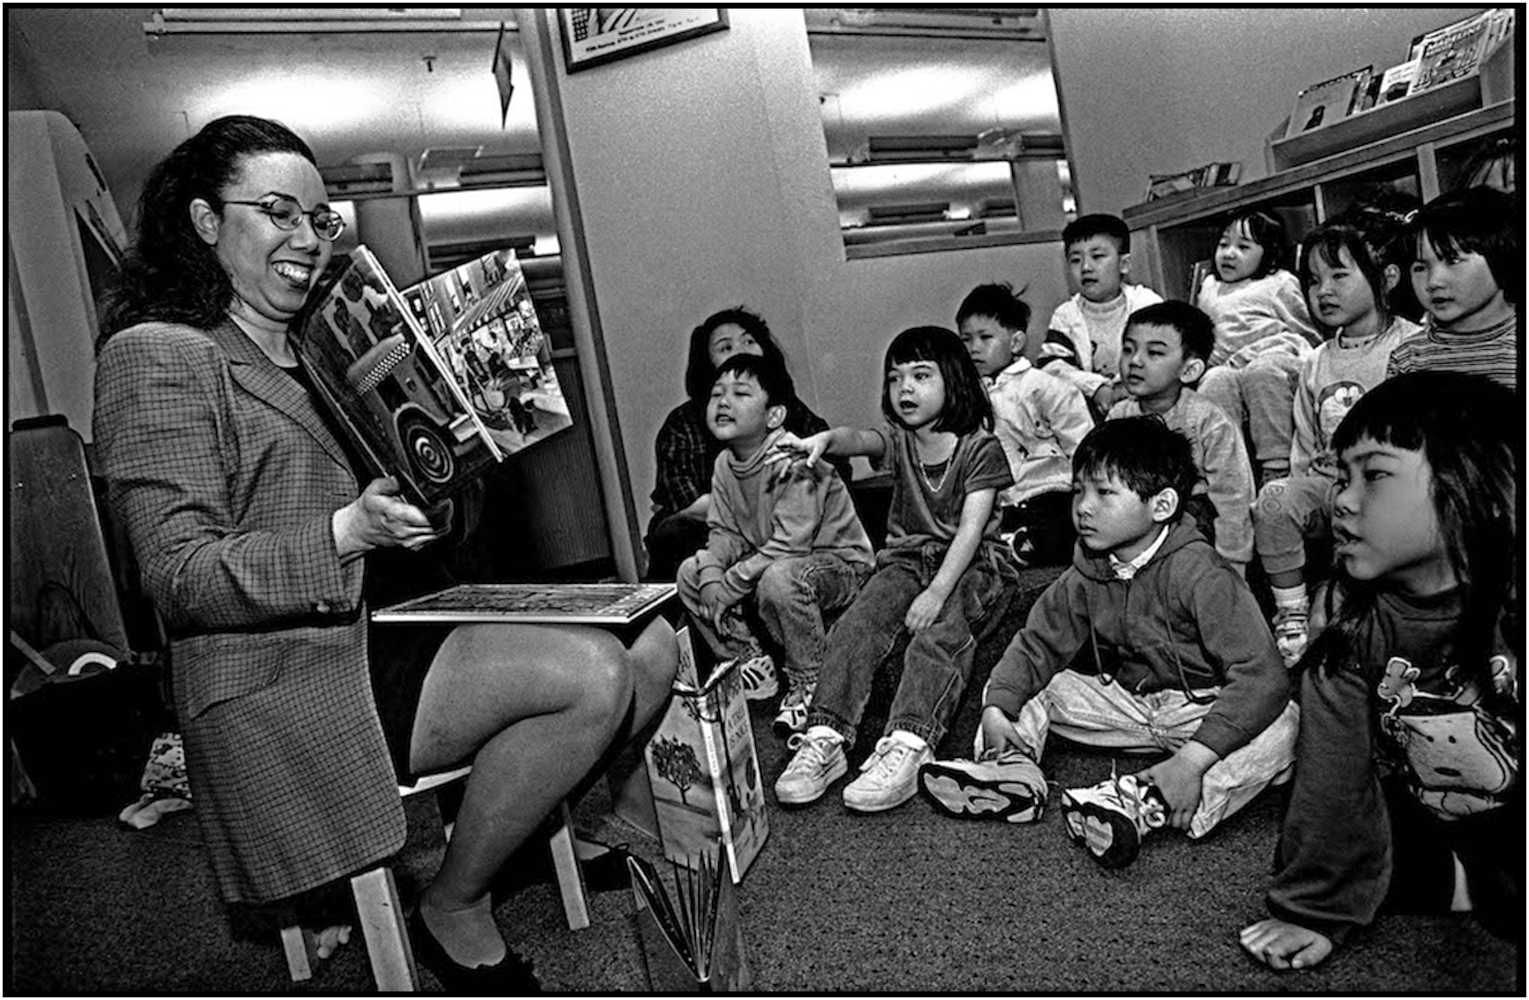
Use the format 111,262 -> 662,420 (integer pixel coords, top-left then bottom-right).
1283,66 -> 1373,138
628,849 -> 750,991
370,582 -> 676,625
1410,9 -> 1506,93
294,244 -> 574,509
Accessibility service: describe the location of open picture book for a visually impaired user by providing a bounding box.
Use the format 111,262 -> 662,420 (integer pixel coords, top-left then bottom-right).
294,244 -> 574,508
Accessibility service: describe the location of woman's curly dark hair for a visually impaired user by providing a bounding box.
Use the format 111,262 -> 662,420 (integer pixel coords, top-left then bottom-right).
99,115 -> 316,343
682,306 -> 788,410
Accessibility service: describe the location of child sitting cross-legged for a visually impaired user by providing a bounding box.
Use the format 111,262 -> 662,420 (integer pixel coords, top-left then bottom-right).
918,417 -> 1299,868
676,351 -> 875,735
1108,300 -> 1256,573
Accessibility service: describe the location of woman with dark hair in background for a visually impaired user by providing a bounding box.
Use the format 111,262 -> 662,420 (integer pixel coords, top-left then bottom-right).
93,114 -> 677,991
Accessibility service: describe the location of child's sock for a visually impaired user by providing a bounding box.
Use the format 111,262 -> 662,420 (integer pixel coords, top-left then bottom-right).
889,729 -> 928,752
805,725 -> 843,744
1271,584 -> 1308,616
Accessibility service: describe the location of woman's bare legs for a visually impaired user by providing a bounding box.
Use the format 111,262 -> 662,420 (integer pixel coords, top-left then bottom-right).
407,617 -> 677,966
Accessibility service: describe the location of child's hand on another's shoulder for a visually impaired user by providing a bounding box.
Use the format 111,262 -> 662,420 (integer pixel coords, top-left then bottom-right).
768,431 -> 827,479
1239,918 -> 1333,970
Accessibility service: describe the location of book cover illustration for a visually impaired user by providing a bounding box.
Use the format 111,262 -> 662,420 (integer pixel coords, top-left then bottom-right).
645,629 -> 770,883
371,582 -> 676,626
1411,9 -> 1497,93
628,849 -> 750,992
1284,66 -> 1373,138
295,245 -> 572,508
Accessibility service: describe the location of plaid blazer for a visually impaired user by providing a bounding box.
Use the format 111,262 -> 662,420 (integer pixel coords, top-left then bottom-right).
94,319 -> 405,903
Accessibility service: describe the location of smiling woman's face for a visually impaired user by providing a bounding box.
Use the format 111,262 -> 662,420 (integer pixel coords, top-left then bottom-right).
203,151 -> 333,326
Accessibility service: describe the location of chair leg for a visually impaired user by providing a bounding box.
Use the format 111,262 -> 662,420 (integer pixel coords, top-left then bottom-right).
281,926 -> 315,982
351,866 -> 419,992
548,800 -> 590,930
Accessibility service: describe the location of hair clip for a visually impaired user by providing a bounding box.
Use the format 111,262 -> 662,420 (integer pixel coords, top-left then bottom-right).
1400,209 -> 1420,225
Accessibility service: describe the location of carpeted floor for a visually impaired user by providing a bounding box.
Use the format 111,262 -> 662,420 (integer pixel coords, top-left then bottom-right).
7,686 -> 1519,994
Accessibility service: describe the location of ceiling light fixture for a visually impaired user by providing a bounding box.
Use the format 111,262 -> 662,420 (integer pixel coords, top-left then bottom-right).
142,8 -> 508,37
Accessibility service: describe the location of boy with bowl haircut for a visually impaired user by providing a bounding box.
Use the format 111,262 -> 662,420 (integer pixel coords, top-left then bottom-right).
958,282 -> 1093,566
918,418 -> 1296,868
1038,214 -> 1164,419
1108,300 -> 1256,571
676,352 -> 874,734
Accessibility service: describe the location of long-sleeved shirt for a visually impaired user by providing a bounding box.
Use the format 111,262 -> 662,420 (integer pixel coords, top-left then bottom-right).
1039,284 -> 1164,398
1198,270 -> 1321,368
1384,311 -> 1519,391
690,432 -> 874,607
1290,317 -> 1420,478
986,357 -> 1094,505
1109,388 -> 1255,565
985,518 -> 1289,759
1266,588 -> 1518,944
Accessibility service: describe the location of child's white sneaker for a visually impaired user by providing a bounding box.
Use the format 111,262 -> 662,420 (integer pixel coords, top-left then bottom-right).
774,728 -> 846,805
1271,608 -> 1309,668
1060,772 -> 1167,868
772,682 -> 814,737
731,651 -> 779,701
918,749 -> 1048,823
842,733 -> 932,813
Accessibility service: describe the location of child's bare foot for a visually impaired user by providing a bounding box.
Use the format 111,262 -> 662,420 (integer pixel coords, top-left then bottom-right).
1239,917 -> 1332,970
314,924 -> 351,960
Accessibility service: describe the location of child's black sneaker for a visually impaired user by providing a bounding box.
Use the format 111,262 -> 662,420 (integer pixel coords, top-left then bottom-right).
917,749 -> 1047,823
1060,772 -> 1167,868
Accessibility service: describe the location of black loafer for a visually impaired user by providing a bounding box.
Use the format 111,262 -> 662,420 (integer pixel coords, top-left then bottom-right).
408,907 -> 541,994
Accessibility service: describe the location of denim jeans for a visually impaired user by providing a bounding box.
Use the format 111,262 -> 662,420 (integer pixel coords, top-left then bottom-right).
676,552 -> 869,689
1253,473 -> 1336,578
983,670 -> 1299,839
809,541 -> 1013,749
1200,353 -> 1303,481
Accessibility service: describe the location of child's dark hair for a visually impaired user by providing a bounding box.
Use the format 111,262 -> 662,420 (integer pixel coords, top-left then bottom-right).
683,306 -> 787,406
1308,372 -> 1520,706
880,326 -> 993,435
1126,300 -> 1215,363
1297,223 -> 1394,334
712,350 -> 797,409
1330,192 -> 1425,322
1072,417 -> 1197,519
1409,186 -> 1521,305
1062,213 -> 1130,255
956,282 -> 1031,334
1224,210 -> 1293,278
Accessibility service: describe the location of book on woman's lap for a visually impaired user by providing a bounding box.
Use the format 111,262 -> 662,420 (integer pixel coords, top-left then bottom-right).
370,582 -> 677,626
295,245 -> 575,509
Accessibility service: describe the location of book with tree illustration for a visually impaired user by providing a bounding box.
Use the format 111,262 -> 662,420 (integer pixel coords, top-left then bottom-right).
628,849 -> 750,992
294,244 -> 574,509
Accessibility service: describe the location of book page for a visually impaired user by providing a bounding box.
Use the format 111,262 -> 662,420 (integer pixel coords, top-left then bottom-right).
371,582 -> 676,625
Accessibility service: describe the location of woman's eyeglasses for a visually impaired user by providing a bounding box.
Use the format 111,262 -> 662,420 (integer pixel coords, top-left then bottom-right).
224,195 -> 346,241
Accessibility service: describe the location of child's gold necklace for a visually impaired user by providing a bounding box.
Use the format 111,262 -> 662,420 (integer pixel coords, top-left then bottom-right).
920,458 -> 949,493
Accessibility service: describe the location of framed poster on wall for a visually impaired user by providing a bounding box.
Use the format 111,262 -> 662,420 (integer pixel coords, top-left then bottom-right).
559,8 -> 728,73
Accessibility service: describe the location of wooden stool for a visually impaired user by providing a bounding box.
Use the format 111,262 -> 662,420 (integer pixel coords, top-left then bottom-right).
282,766 -> 589,990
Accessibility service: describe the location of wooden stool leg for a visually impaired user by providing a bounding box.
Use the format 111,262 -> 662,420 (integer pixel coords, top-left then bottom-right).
548,801 -> 589,930
351,866 -> 419,992
281,926 -> 315,982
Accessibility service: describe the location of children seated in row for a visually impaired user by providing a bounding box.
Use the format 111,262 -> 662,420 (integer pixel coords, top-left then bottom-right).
1241,371 -> 1519,971
769,326 -> 1016,813
676,352 -> 873,735
1038,214 -> 1164,420
1196,210 -> 1322,486
918,417 -> 1297,868
1108,301 -> 1255,572
1253,220 -> 1422,666
957,282 -> 1092,567
1386,186 -> 1519,391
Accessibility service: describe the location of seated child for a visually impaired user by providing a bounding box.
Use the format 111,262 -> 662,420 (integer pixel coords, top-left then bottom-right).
1038,213 -> 1164,420
1255,221 -> 1421,666
676,352 -> 874,734
1386,186 -> 1519,391
770,326 -> 1016,814
918,417 -> 1297,868
1197,211 -> 1321,484
1241,372 -> 1519,971
1108,301 -> 1255,571
958,281 -> 1093,566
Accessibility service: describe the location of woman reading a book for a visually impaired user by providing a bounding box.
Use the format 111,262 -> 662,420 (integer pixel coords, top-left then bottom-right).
92,115 -> 678,991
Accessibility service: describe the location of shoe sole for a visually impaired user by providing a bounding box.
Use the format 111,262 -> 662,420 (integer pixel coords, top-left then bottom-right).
774,755 -> 847,806
742,678 -> 779,702
917,763 -> 1043,824
1059,794 -> 1141,868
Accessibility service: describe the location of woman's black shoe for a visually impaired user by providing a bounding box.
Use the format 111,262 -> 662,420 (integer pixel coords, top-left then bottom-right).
408,907 -> 541,994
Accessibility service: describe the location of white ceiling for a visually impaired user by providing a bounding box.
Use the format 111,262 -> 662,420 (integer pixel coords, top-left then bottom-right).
7,7 -> 1063,247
